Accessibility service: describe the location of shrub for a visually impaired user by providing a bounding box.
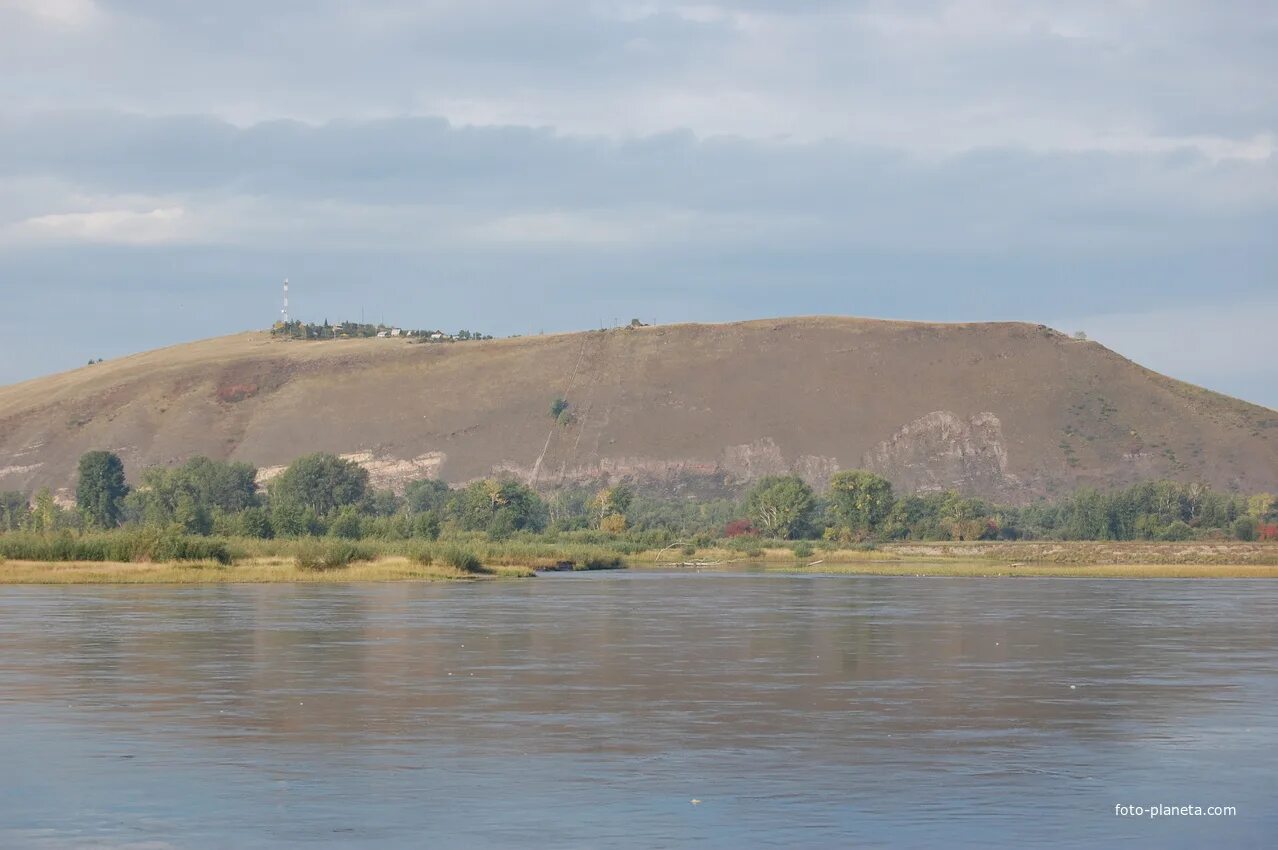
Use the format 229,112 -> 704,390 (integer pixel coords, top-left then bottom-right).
293,540 -> 325,570
0,529 -> 230,564
600,514 -> 628,534
440,545 -> 483,573
486,510 -> 518,540
1159,521 -> 1195,542
727,535 -> 772,553
1232,516 -> 1258,542
328,507 -> 363,539
793,542 -> 814,559
578,553 -> 623,570
140,530 -> 232,564
294,539 -> 372,571
412,511 -> 441,540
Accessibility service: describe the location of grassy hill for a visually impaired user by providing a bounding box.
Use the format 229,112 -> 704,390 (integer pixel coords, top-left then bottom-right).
1,316 -> 1275,503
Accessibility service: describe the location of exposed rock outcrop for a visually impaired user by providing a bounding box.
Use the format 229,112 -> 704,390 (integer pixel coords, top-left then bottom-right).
864,411 -> 1023,500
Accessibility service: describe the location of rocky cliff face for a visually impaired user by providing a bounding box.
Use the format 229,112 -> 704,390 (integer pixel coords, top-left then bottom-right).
864,411 -> 1019,497
1,316 -> 1275,504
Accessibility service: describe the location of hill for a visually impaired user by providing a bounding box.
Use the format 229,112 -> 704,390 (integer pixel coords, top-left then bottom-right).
1,317 -> 1275,503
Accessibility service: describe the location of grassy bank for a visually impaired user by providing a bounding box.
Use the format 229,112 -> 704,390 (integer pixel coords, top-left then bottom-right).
0,532 -> 627,584
765,561 -> 1278,579
634,539 -> 1278,577
3,535 -> 1276,583
8,555 -> 1275,582
635,539 -> 1278,566
220,536 -> 627,571
875,540 -> 1278,566
0,556 -> 536,584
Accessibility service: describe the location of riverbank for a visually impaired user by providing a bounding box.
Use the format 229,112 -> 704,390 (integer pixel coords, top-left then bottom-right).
877,540 -> 1278,565
641,540 -> 1278,566
4,540 -> 1277,583
0,556 -> 537,584
766,561 -> 1278,578
636,539 -> 1278,578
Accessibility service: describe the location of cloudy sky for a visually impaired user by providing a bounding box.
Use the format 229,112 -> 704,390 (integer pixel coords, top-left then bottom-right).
1,0 -> 1274,406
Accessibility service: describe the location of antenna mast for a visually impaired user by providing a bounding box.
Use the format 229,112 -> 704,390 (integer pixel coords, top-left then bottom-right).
281,278 -> 290,324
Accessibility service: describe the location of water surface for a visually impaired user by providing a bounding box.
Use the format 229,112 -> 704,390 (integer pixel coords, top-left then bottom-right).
1,572 -> 1275,848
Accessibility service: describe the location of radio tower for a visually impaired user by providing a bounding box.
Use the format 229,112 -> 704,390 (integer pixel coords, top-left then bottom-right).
281,278 -> 290,324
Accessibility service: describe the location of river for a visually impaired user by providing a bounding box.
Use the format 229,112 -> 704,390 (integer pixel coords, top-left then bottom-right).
1,571 -> 1274,848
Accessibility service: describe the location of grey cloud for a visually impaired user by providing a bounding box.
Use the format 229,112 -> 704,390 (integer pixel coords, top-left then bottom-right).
5,1 -> 1273,151
1,111 -> 1272,259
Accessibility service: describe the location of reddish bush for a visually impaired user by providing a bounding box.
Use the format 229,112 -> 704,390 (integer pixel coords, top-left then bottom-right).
724,519 -> 757,538
1260,523 -> 1278,542
216,383 -> 259,403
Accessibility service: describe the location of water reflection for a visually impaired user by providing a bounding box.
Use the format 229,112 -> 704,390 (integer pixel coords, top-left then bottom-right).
1,573 -> 1275,848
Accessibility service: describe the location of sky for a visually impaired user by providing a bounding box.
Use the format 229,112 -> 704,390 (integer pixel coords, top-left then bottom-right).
0,0 -> 1274,407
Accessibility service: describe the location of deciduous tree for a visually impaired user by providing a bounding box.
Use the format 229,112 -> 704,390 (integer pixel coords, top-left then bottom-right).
270,453 -> 368,517
827,470 -> 895,534
745,476 -> 816,539
76,450 -> 129,529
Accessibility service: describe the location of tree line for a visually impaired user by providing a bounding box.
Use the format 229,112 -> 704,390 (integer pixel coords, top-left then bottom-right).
270,320 -> 492,342
1,450 -> 1275,544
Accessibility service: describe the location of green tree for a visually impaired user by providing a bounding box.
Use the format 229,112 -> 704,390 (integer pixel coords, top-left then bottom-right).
591,485 -> 633,527
235,506 -> 273,538
30,488 -> 60,533
270,501 -> 323,537
177,456 -> 258,513
1248,493 -> 1276,521
412,511 -> 442,540
173,491 -> 212,535
450,478 -> 548,534
76,450 -> 129,528
125,456 -> 258,532
827,470 -> 895,535
405,478 -> 451,514
547,488 -> 592,531
880,494 -> 937,540
744,476 -> 816,539
361,489 -> 402,517
1061,488 -> 1114,540
1232,516 -> 1259,541
269,453 -> 369,517
0,491 -> 30,532
940,492 -> 996,541
328,506 -> 364,539
1159,520 -> 1195,541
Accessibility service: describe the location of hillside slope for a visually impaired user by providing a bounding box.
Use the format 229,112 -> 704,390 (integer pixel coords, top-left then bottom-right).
1,317 -> 1275,503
